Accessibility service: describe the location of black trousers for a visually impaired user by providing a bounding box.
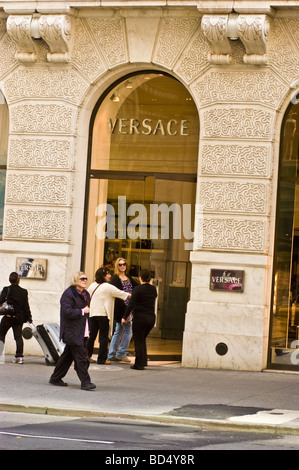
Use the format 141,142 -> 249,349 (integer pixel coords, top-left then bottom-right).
132,314 -> 155,369
50,342 -> 91,386
0,316 -> 23,357
87,316 -> 109,364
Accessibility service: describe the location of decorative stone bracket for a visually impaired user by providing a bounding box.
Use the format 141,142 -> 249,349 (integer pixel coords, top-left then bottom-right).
7,14 -> 72,63
201,13 -> 270,65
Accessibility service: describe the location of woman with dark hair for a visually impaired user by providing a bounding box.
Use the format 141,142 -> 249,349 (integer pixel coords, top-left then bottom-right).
0,272 -> 32,363
122,269 -> 157,370
87,267 -> 130,364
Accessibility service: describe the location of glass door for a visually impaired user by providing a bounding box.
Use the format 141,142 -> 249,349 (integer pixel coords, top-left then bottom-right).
152,178 -> 195,340
83,173 -> 196,352
84,176 -> 146,283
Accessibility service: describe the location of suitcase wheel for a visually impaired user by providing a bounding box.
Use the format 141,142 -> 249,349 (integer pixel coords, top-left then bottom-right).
22,327 -> 33,340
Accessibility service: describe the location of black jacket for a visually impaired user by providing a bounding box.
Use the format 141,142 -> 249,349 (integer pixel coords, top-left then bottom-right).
60,286 -> 90,346
0,284 -> 32,324
124,283 -> 157,320
110,274 -> 139,323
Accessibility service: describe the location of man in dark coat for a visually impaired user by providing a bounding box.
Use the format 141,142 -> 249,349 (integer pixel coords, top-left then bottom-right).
49,271 -> 96,391
0,272 -> 32,363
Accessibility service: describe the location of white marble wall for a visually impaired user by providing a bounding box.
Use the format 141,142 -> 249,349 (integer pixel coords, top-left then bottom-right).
182,252 -> 271,370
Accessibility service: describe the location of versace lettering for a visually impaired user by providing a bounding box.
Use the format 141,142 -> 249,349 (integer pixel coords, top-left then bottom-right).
108,118 -> 189,136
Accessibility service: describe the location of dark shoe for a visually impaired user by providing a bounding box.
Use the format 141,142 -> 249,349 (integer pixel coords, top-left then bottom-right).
130,365 -> 145,370
49,379 -> 68,386
81,382 -> 96,391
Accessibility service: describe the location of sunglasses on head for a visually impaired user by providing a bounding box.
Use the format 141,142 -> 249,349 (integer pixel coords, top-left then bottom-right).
79,277 -> 88,281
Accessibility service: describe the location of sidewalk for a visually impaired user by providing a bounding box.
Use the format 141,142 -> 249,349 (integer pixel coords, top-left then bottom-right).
1,354 -> 299,434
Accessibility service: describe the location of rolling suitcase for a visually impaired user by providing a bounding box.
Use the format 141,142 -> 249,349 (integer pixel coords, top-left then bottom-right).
23,322 -> 65,365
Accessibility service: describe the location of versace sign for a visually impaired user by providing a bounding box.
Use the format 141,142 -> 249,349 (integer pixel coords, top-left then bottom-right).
108,118 -> 189,136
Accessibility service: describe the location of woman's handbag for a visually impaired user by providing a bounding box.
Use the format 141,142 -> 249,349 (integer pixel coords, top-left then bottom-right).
0,301 -> 14,315
0,288 -> 15,315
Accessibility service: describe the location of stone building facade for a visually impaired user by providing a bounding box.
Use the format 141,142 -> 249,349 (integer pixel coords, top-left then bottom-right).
1,0 -> 299,371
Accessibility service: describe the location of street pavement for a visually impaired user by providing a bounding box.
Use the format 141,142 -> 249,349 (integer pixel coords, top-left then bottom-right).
1,354 -> 299,434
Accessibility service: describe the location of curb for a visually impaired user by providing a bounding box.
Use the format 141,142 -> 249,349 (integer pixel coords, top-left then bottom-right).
1,403 -> 299,436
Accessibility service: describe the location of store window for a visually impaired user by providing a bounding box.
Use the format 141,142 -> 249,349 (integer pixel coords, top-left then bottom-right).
269,101 -> 299,369
0,91 -> 9,239
83,72 -> 199,343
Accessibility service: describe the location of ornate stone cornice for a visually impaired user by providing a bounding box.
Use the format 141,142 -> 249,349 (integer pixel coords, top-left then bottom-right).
201,13 -> 270,65
39,15 -> 72,63
201,14 -> 233,65
6,14 -> 73,63
7,15 -> 38,62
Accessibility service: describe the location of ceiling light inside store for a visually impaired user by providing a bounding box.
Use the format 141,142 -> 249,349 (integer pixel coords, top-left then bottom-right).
111,93 -> 120,102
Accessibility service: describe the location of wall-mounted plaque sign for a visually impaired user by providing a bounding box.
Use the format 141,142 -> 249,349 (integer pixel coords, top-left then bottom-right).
210,269 -> 244,292
16,257 -> 47,280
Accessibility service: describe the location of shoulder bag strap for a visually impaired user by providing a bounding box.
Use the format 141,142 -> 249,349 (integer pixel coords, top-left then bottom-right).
90,284 -> 100,301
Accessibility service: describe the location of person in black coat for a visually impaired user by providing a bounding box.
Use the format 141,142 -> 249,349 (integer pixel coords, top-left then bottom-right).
0,272 -> 32,363
122,269 -> 157,370
49,271 -> 96,391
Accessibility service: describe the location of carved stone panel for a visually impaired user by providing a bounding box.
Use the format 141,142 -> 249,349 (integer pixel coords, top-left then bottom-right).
8,137 -> 74,170
192,71 -> 286,108
10,103 -> 77,134
200,143 -> 271,178
86,17 -> 128,67
174,26 -> 210,84
202,107 -> 274,140
199,181 -> 268,215
72,18 -> 106,81
6,173 -> 71,206
153,17 -> 199,68
4,68 -> 88,105
4,207 -> 71,242
0,31 -> 18,78
202,217 -> 266,252
268,19 -> 299,84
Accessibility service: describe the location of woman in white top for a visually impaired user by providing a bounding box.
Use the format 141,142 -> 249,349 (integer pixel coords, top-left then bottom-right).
87,267 -> 129,364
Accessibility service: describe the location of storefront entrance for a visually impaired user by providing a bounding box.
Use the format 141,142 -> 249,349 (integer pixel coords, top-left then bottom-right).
82,72 -> 199,359
269,100 -> 299,370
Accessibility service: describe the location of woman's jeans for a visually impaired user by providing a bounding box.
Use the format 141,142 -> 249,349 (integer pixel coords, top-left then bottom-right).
108,321 -> 132,359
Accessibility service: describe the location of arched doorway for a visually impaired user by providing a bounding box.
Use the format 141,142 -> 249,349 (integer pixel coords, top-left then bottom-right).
269,99 -> 299,370
82,72 -> 199,360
